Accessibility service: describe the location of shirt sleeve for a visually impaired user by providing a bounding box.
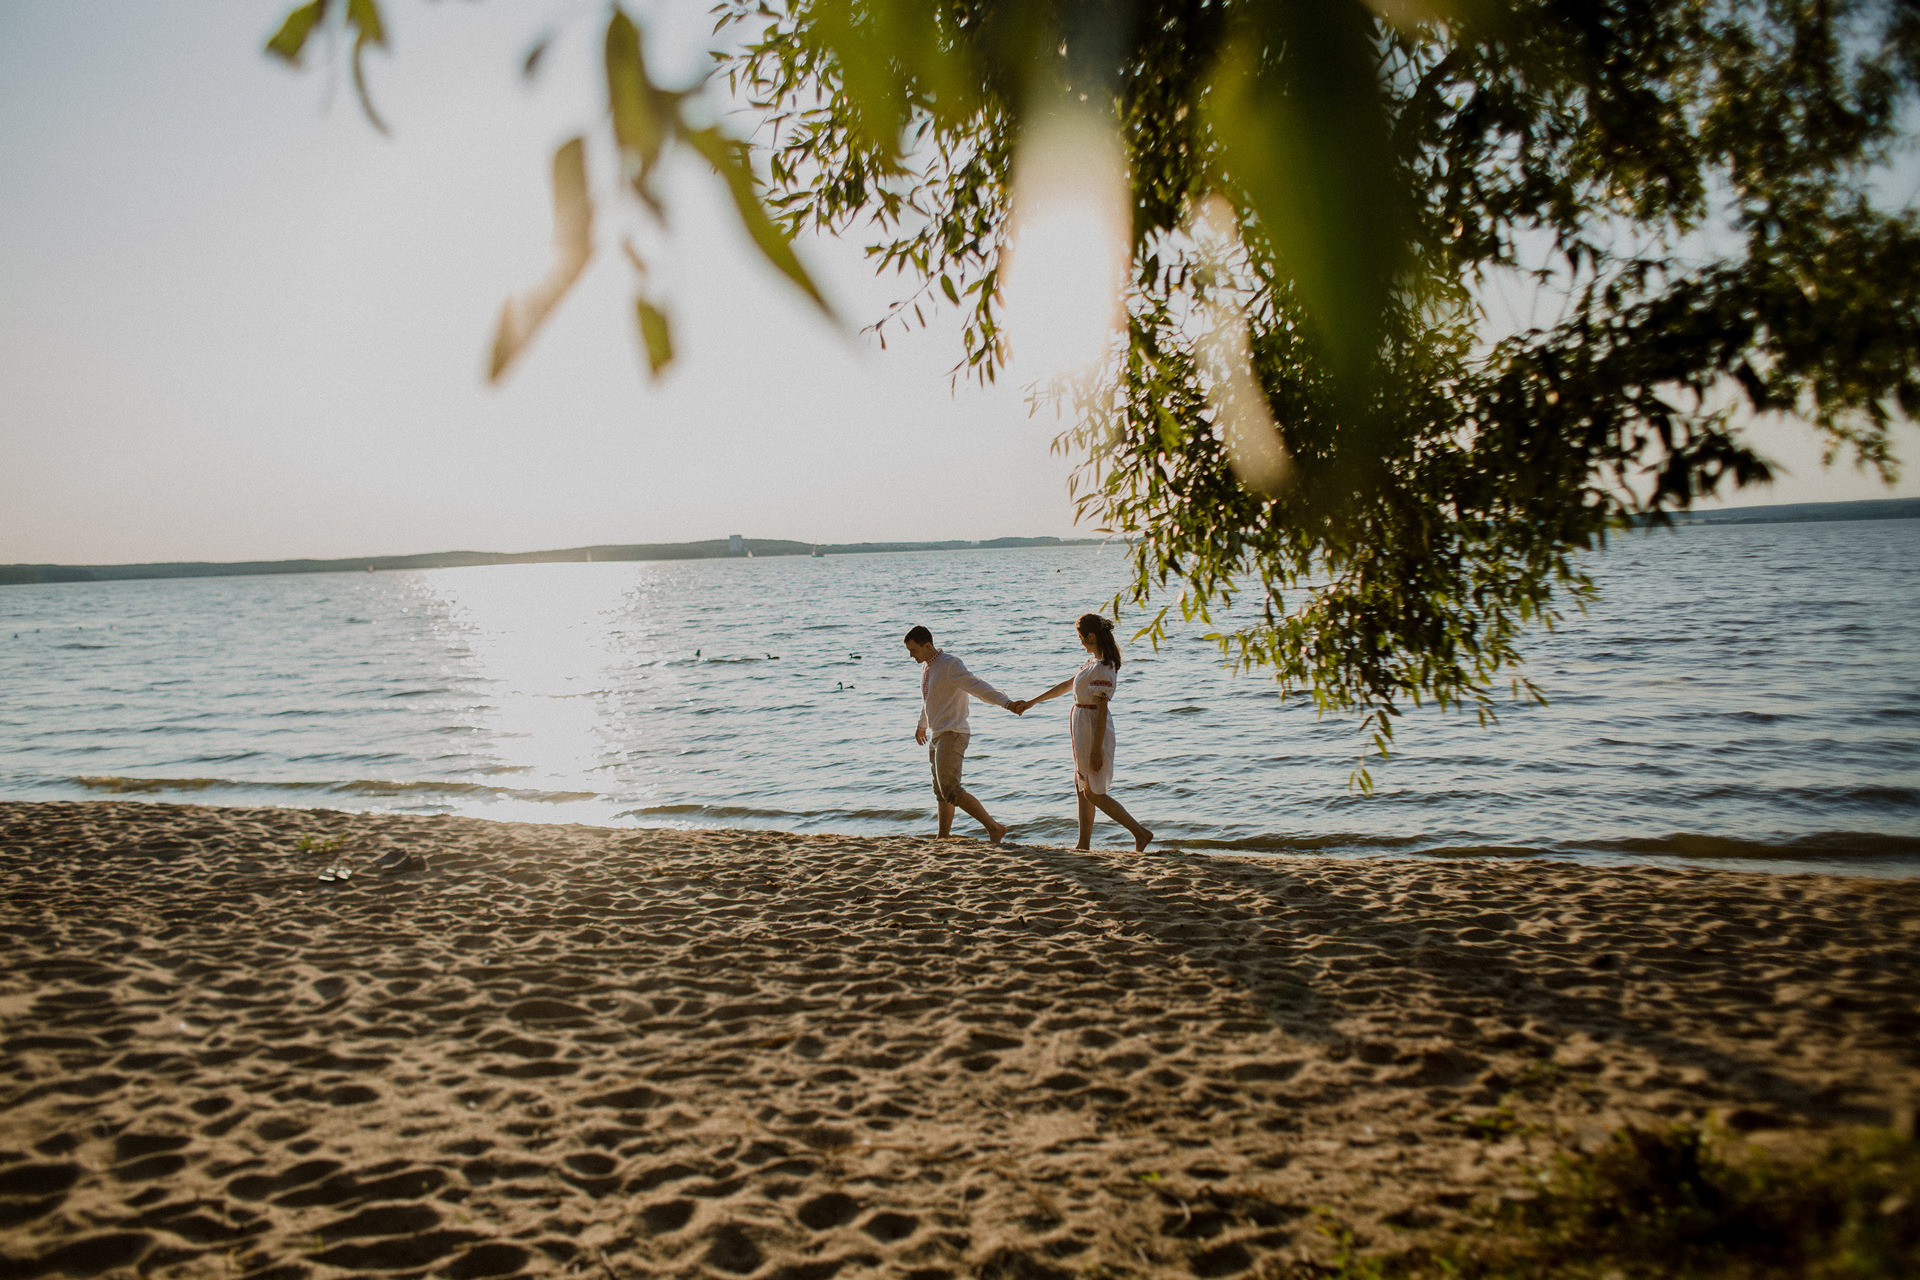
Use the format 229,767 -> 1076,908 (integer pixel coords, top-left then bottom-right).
950,659 -> 1011,709
1085,664 -> 1117,701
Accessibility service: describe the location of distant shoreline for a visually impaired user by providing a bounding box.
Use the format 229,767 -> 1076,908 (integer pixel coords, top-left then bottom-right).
1637,495 -> 1920,528
4,493 -> 1915,586
0,535 -> 1104,587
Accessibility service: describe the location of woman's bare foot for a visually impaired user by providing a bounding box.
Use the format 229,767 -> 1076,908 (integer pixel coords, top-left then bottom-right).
986,820 -> 1008,845
1133,828 -> 1154,852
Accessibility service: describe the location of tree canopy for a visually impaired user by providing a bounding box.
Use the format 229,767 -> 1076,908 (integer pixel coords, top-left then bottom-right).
269,0 -> 1920,780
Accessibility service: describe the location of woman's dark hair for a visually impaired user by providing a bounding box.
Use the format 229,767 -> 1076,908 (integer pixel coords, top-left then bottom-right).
1077,613 -> 1122,670
904,625 -> 933,646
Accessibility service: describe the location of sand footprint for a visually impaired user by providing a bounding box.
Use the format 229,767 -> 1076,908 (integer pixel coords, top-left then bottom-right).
640,1197 -> 696,1233
0,1161 -> 80,1228
795,1190 -> 860,1230
860,1210 -> 919,1243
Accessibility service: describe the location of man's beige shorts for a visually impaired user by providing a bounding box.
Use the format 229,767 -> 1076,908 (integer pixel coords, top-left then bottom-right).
928,730 -> 969,803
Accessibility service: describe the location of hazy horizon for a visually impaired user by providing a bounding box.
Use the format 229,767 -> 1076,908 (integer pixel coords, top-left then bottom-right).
3,1 -> 1915,568
5,530 -> 1108,570
9,495 -> 1920,573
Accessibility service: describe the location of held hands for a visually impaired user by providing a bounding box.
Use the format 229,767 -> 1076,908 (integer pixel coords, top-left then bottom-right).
1008,699 -> 1031,716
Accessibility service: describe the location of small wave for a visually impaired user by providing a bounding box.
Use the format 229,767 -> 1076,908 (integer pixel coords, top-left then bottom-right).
1582,831 -> 1920,860
334,779 -> 600,802
77,776 -> 229,793
617,802 -> 927,824
1174,832 -> 1435,855
1159,829 -> 1920,864
1783,784 -> 1920,808
55,643 -> 109,650
1685,782 -> 1920,809
73,774 -> 599,804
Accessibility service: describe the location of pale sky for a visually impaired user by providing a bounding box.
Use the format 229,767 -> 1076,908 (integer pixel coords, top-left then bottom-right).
1,1 -> 1913,567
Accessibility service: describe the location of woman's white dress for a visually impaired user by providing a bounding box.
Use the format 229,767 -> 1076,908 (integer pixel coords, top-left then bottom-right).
1069,659 -> 1119,795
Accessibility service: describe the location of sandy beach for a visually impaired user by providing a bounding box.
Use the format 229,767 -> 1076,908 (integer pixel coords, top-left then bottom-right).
1,800 -> 1915,1278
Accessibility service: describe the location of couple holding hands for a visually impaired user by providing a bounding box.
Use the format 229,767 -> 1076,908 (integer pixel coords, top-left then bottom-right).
906,614 -> 1154,852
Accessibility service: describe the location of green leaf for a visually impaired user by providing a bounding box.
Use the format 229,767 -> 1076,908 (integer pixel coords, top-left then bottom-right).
684,127 -> 833,318
802,0 -> 979,156
1202,4 -> 1406,390
605,8 -> 670,203
345,0 -> 383,46
635,297 -> 674,376
940,274 -> 959,304
346,0 -> 388,132
265,0 -> 330,65
488,137 -> 594,382
523,33 -> 553,80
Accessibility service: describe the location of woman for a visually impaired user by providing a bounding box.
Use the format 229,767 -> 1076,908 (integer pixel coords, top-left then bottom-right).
1013,614 -> 1155,852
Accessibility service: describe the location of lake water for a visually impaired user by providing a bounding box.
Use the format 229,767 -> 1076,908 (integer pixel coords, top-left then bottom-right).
3,520 -> 1916,876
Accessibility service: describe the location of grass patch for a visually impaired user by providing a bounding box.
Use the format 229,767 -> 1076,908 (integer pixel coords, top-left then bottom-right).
1333,1123 -> 1919,1278
1511,1060 -> 1565,1098
1448,1103 -> 1523,1141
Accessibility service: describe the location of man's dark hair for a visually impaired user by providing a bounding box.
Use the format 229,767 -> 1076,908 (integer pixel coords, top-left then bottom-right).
904,625 -> 933,646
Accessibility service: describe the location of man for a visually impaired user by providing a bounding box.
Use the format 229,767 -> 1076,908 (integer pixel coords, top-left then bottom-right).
904,625 -> 1019,843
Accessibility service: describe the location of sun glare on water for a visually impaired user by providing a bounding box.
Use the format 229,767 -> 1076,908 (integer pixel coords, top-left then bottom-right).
427,566 -> 647,804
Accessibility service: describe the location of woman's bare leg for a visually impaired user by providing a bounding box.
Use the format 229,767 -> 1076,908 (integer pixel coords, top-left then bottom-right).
1075,787 -> 1096,850
1091,794 -> 1153,851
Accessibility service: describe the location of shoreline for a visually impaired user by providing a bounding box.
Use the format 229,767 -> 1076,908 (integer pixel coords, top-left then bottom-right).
14,785 -> 1920,881
3,800 -> 1916,1276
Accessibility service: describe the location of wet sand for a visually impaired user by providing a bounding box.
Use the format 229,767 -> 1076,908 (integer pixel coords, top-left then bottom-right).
2,800 -> 1915,1278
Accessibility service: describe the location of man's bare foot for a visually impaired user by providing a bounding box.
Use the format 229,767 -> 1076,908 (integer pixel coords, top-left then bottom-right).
985,820 -> 1008,845
1134,828 -> 1154,852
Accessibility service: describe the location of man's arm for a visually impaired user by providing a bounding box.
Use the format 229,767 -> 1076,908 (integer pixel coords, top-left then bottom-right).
949,660 -> 1012,710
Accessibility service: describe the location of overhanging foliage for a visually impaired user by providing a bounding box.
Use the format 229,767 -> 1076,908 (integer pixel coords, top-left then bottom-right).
268,1 -> 1920,782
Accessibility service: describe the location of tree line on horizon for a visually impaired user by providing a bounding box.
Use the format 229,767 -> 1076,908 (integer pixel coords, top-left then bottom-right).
0,536 -> 1100,586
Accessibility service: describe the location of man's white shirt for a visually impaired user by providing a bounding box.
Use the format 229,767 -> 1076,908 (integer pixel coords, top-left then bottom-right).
917,651 -> 1011,735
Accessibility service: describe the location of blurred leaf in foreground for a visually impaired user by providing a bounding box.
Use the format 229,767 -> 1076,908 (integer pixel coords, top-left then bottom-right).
266,0 -> 329,66
344,0 -> 388,134
1202,1 -> 1405,392
684,126 -> 833,319
635,297 -> 674,377
488,137 -> 593,384
265,0 -> 388,130
605,9 -> 672,214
